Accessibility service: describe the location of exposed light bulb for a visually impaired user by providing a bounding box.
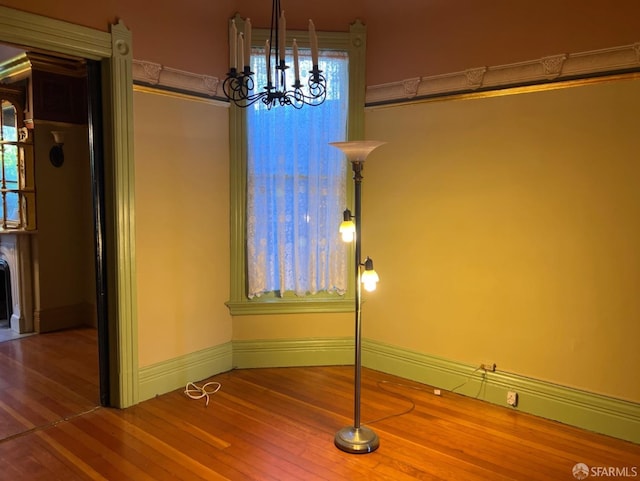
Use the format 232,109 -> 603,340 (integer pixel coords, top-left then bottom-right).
339,209 -> 355,242
362,272 -> 379,292
339,220 -> 356,242
361,257 -> 379,292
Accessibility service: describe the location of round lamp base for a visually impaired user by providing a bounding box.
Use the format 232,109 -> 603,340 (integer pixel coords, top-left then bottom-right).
334,425 -> 379,454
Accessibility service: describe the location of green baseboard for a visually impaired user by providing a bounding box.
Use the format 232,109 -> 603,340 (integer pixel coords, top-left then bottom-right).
138,342 -> 233,402
232,337 -> 354,368
362,338 -> 640,444
135,336 -> 639,444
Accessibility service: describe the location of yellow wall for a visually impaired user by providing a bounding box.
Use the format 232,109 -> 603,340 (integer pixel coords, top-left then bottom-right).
133,89 -> 232,367
3,1 -> 640,411
34,122 -> 96,327
232,312 -> 354,341
364,78 -> 640,402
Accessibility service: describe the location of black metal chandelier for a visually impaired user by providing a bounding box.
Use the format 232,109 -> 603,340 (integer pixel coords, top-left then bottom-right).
223,0 -> 327,109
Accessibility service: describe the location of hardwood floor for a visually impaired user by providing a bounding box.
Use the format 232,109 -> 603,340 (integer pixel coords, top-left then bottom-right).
0,327 -> 100,441
0,332 -> 638,480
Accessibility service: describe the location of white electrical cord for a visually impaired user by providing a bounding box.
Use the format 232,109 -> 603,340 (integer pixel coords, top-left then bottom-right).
184,381 -> 221,407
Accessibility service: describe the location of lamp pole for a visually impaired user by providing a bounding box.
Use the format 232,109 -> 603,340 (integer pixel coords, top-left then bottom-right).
352,159 -> 367,431
330,140 -> 385,454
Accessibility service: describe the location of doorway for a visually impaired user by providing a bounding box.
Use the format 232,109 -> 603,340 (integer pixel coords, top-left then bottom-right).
0,43 -> 107,398
0,6 -> 138,411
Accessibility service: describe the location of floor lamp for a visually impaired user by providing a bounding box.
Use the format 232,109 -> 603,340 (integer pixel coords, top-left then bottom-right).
330,140 -> 385,454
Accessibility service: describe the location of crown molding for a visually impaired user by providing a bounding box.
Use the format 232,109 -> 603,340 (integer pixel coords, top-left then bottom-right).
366,42 -> 640,106
132,59 -> 221,99
130,42 -> 640,105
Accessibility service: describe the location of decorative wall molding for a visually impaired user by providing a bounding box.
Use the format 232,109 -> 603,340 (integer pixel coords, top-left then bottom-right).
232,337 -> 354,368
138,342 -> 233,402
366,42 -> 640,105
108,19 -> 139,409
132,42 -> 640,105
132,59 -> 220,98
135,335 -> 639,443
363,339 -> 640,445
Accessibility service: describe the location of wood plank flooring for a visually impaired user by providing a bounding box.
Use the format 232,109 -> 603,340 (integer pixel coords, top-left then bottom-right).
0,327 -> 100,442
0,330 -> 638,480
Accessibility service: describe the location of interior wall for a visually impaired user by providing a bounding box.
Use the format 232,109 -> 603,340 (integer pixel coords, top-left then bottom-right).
231,312 -> 354,341
2,1 -> 638,87
3,1 -> 639,399
364,0 -> 640,85
363,77 -> 640,402
34,122 -> 96,331
133,89 -> 232,368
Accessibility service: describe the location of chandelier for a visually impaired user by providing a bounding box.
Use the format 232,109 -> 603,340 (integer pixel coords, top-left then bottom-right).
223,0 -> 327,109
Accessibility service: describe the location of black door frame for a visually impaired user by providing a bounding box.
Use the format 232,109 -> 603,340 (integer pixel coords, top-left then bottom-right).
86,59 -> 110,406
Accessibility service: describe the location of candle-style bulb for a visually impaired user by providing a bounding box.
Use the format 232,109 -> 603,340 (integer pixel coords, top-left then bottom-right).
279,10 -> 286,63
293,38 -> 300,83
244,18 -> 252,69
238,33 -> 244,74
265,39 -> 272,86
229,19 -> 238,70
308,19 -> 319,66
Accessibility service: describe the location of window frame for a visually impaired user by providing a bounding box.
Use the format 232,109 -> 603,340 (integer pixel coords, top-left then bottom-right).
0,91 -> 36,232
226,17 -> 367,315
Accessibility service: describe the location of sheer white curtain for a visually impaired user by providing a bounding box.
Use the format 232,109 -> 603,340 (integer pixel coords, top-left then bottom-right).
247,49 -> 349,298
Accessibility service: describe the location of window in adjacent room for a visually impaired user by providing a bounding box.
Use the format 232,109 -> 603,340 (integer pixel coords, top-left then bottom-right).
0,96 -> 35,231
227,19 -> 367,315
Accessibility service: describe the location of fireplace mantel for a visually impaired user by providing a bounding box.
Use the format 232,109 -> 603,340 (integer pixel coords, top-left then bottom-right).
0,233 -> 36,333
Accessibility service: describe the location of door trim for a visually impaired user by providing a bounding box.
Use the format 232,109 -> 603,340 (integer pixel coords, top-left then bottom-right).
0,6 -> 138,408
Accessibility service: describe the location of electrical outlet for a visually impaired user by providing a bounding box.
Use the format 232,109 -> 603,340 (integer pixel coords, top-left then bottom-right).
507,391 -> 518,407
481,362 -> 496,372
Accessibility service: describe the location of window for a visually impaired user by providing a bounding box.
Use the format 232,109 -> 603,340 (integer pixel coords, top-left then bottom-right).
0,94 -> 35,231
227,19 -> 367,315
246,49 -> 349,298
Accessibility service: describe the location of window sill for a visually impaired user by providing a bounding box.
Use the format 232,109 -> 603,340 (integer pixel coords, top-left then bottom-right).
226,296 -> 355,316
0,228 -> 37,235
